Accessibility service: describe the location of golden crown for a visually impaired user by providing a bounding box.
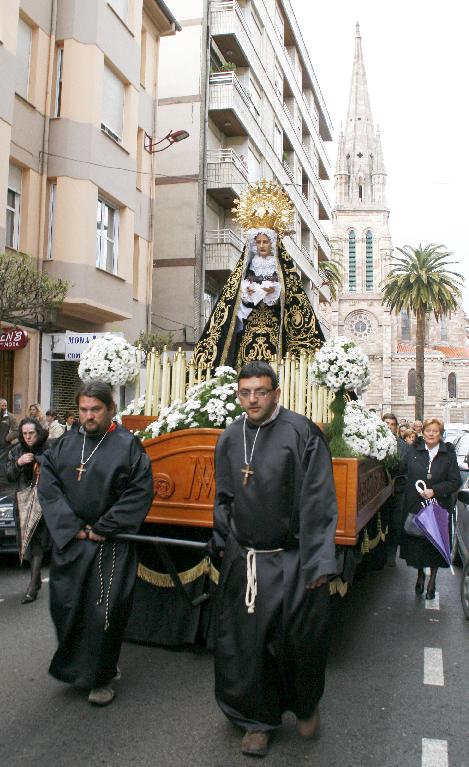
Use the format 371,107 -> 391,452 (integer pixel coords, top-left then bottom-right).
232,179 -> 294,238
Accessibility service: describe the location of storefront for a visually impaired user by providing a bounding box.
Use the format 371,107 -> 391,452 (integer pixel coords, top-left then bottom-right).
0,326 -> 38,417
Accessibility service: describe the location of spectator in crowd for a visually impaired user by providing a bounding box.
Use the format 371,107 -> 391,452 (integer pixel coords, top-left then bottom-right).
401,428 -> 417,446
45,410 -> 65,439
28,403 -> 47,427
64,411 -> 79,432
0,397 -> 18,482
6,417 -> 51,603
412,420 -> 423,436
398,423 -> 411,440
382,412 -> 407,566
400,417 -> 460,599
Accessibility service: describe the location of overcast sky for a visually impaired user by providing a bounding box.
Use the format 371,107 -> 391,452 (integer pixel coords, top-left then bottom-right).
291,0 -> 469,312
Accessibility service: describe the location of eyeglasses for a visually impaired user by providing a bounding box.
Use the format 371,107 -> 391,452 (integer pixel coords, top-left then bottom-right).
238,388 -> 274,400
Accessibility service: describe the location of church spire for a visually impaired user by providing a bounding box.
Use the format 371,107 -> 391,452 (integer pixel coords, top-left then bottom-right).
342,22 -> 377,204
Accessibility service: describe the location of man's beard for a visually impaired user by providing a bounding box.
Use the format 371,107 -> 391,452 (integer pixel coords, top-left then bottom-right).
83,420 -> 110,435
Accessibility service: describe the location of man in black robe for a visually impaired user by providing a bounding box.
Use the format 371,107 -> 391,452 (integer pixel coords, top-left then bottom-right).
38,380 -> 153,706
211,361 -> 338,757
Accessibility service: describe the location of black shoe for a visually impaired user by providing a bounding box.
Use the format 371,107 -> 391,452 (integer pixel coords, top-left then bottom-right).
21,590 -> 38,604
415,574 -> 425,596
426,582 -> 436,600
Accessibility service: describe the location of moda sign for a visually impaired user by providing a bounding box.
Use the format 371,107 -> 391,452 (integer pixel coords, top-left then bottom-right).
0,327 -> 29,350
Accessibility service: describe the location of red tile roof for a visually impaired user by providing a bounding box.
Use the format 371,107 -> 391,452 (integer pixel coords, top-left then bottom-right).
396,342 -> 469,359
434,345 -> 469,359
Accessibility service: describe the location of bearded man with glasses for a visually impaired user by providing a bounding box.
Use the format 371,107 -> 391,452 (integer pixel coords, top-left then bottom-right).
210,360 -> 338,758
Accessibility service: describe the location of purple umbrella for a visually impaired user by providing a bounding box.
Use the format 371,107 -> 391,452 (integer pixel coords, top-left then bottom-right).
414,481 -> 453,570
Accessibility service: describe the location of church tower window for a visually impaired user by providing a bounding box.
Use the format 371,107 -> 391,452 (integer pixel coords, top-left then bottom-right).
365,230 -> 373,290
401,310 -> 410,341
358,184 -> 363,201
448,372 -> 457,399
408,369 -> 416,397
348,230 -> 356,291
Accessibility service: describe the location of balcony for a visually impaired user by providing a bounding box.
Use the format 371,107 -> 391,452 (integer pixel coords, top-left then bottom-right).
205,229 -> 244,273
210,1 -> 251,67
206,148 -> 248,207
209,72 -> 263,146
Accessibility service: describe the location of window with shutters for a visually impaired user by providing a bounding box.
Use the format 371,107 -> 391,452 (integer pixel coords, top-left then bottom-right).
348,230 -> 356,291
102,64 -> 125,142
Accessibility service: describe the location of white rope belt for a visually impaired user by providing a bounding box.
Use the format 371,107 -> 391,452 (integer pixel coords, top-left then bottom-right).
245,547 -> 283,614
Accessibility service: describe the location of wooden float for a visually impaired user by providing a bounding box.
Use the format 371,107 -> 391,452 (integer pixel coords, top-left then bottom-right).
138,426 -> 392,547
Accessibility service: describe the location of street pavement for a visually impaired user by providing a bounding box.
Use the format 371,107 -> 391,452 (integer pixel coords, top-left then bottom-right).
0,556 -> 468,767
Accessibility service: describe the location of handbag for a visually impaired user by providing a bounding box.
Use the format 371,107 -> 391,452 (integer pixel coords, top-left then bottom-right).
404,511 -> 426,538
16,466 -> 43,564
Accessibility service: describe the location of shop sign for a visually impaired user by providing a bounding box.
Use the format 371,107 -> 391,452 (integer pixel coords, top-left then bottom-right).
0,327 -> 29,350
65,332 -> 107,361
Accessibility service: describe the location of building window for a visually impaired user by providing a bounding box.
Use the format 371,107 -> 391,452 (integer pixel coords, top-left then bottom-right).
365,230 -> 373,290
16,17 -> 32,99
448,372 -> 457,399
249,76 -> 261,123
440,314 -> 448,342
204,291 -> 216,323
47,182 -> 56,260
109,0 -> 128,21
96,198 -> 119,274
54,47 -> 63,117
408,368 -> 416,397
6,164 -> 22,250
358,183 -> 363,201
401,310 -> 411,341
102,64 -> 124,142
273,123 -> 282,158
274,63 -> 283,100
348,230 -> 356,291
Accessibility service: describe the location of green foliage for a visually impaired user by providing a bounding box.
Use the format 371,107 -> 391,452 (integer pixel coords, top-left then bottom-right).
318,259 -> 344,302
0,251 -> 68,327
381,243 -> 463,319
134,330 -> 173,354
381,243 -> 463,419
325,389 -> 357,457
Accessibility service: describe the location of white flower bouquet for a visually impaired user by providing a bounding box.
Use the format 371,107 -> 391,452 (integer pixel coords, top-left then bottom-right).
310,336 -> 370,394
343,401 -> 397,461
78,333 -> 139,386
115,395 -> 146,422
139,366 -> 243,440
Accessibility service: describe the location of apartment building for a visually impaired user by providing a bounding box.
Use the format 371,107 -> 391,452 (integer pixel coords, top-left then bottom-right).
0,0 -> 179,415
152,0 -> 333,347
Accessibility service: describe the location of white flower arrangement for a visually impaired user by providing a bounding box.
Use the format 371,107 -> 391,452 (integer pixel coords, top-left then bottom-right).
115,395 -> 146,422
343,401 -> 397,461
310,336 -> 371,393
139,366 -> 243,440
78,333 -> 139,387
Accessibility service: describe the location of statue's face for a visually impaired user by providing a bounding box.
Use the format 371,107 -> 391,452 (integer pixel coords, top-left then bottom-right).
255,234 -> 272,258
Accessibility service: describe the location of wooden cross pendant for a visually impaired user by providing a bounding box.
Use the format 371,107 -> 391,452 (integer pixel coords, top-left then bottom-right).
242,464 -> 254,486
76,463 -> 86,481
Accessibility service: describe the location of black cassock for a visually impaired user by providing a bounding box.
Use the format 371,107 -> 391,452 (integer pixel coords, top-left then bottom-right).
38,425 -> 153,689
212,407 -> 338,731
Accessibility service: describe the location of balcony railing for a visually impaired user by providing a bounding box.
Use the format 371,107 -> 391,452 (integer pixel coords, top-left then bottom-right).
209,72 -> 263,145
207,148 -> 248,191
205,228 -> 244,272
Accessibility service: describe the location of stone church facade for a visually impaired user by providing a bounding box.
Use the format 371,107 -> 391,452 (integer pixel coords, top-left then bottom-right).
325,24 -> 469,423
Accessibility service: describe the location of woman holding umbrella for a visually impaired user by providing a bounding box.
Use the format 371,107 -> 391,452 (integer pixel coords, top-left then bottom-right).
6,418 -> 51,603
400,418 -> 460,599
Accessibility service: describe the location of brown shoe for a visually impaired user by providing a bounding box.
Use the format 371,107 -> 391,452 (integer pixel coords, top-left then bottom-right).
297,707 -> 320,739
241,731 -> 270,757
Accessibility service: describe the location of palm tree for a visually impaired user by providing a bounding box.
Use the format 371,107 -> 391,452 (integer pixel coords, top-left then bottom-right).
318,258 -> 343,302
381,244 -> 464,419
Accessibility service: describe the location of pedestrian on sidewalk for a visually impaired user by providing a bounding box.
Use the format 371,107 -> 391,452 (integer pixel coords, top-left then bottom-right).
382,412 -> 407,566
0,397 -> 18,482
38,380 -> 153,706
6,417 -> 51,603
210,361 -> 338,758
45,410 -> 65,439
400,417 -> 460,599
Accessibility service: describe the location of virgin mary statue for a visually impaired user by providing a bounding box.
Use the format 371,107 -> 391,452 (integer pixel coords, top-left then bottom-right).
193,179 -> 325,370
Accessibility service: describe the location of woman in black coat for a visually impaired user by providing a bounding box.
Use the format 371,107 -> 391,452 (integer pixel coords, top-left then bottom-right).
6,417 -> 51,603
400,417 -> 460,599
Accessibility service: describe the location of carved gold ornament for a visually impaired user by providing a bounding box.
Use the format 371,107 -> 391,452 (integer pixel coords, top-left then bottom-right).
232,179 -> 294,237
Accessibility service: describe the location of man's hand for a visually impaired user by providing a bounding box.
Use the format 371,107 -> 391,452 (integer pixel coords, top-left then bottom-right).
75,529 -> 88,540
262,285 -> 276,295
87,529 -> 106,542
17,453 -> 34,466
305,574 -> 328,590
